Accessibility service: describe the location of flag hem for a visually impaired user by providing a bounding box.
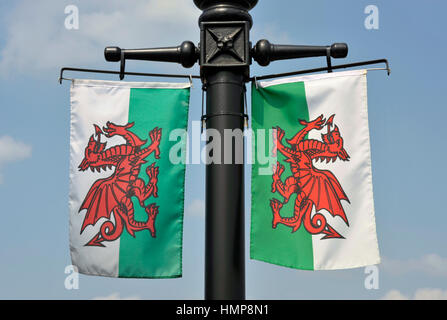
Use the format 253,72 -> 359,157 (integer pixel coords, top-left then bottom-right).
359,72 -> 381,267
174,88 -> 191,279
72,79 -> 191,89
257,69 -> 367,89
250,255 -> 314,271
75,269 -> 182,279
251,254 -> 381,271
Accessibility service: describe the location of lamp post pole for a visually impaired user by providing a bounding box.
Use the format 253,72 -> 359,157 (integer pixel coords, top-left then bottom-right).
194,0 -> 258,300
104,0 -> 348,300
203,68 -> 246,300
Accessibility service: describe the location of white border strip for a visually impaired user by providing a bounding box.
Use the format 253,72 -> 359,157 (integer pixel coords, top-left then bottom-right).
72,79 -> 191,89
257,69 -> 367,89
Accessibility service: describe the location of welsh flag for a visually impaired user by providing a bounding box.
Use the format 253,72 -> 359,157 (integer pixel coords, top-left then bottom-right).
250,70 -> 380,270
69,79 -> 190,278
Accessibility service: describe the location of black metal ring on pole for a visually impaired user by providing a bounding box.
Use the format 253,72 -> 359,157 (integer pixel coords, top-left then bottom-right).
200,112 -> 249,133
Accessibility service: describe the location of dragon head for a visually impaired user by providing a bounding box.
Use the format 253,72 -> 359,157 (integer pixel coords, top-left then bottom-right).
321,115 -> 350,161
78,125 -> 109,172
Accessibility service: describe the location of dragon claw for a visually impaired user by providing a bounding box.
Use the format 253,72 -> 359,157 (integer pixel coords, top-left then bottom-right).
299,115 -> 326,130
149,127 -> 162,159
146,163 -> 159,198
272,126 -> 284,157
146,163 -> 155,177
271,161 -> 284,192
275,126 -> 284,141
313,115 -> 326,130
102,122 -> 135,138
102,122 -> 117,137
270,198 -> 283,212
145,204 -> 159,238
270,199 -> 283,229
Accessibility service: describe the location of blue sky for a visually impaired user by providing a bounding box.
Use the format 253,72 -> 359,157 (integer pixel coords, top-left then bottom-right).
0,0 -> 446,299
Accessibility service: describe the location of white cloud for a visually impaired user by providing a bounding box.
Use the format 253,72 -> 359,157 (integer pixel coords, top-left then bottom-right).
0,136 -> 32,183
382,254 -> 447,278
186,199 -> 205,218
413,288 -> 447,300
382,288 -> 447,300
0,0 -> 200,76
92,292 -> 141,300
0,1 -> 295,77
381,289 -> 409,300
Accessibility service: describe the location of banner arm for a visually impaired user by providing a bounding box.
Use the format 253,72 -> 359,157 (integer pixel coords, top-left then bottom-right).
250,58 -> 390,82
58,67 -> 200,84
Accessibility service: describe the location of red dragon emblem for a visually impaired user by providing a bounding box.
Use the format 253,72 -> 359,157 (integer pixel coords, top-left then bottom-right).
271,114 -> 350,239
78,122 -> 162,247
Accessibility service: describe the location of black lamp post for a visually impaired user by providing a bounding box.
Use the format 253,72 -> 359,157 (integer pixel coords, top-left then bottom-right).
195,0 -> 255,301
104,0 -> 348,300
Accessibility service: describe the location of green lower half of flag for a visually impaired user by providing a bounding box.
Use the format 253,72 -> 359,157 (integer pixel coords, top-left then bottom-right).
250,81 -> 315,270
118,87 -> 189,278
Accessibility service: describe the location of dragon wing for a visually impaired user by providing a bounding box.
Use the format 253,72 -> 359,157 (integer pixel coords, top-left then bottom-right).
298,165 -> 350,225
78,172 -> 127,233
